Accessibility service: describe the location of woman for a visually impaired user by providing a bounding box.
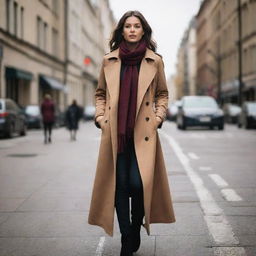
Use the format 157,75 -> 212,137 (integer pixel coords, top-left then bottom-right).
88,10 -> 175,256
41,94 -> 55,144
65,99 -> 82,141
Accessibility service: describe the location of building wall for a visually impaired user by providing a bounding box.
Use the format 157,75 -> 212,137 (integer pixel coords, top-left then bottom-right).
0,0 -> 114,111
0,0 -> 66,108
66,0 -> 113,107
196,0 -> 256,103
173,17 -> 197,100
196,0 -> 218,97
187,19 -> 197,96
98,0 -> 115,53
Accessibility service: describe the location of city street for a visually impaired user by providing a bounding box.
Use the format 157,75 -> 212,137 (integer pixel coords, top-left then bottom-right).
0,121 -> 256,256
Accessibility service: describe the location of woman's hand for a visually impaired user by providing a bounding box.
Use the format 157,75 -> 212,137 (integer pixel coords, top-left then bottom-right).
96,116 -> 104,123
155,116 -> 162,129
156,116 -> 162,123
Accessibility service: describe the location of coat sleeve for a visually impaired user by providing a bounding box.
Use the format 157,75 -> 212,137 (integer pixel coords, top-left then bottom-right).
94,59 -> 107,128
155,58 -> 169,128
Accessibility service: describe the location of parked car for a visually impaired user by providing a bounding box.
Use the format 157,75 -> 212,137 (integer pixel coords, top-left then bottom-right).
0,98 -> 27,138
177,96 -> 224,130
237,101 -> 256,129
24,105 -> 42,128
83,105 -> 95,120
223,103 -> 241,124
167,100 -> 181,121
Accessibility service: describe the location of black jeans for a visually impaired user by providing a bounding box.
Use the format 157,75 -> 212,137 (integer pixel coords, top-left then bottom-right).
115,139 -> 144,236
43,122 -> 53,138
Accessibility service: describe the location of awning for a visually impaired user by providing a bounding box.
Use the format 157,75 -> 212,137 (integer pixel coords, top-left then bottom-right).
5,67 -> 33,81
39,75 -> 65,91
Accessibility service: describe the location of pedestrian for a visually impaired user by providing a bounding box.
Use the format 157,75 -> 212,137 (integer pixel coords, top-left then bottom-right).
88,10 -> 175,256
65,99 -> 82,141
41,94 -> 55,144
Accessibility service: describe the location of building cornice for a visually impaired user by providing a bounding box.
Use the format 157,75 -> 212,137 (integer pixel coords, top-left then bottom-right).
0,29 -> 65,68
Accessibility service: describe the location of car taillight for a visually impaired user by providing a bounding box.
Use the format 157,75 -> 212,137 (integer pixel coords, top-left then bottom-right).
0,112 -> 8,118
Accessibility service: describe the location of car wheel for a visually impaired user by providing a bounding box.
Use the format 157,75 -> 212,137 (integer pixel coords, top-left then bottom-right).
20,123 -> 27,136
182,123 -> 186,130
218,124 -> 224,130
245,118 -> 251,129
7,124 -> 15,138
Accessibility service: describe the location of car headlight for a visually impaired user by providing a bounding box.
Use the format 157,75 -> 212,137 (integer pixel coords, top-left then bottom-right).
213,109 -> 223,117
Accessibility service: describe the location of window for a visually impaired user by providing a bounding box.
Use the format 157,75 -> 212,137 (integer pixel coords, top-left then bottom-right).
253,46 -> 256,72
52,28 -> 59,56
52,0 -> 58,15
20,7 -> 24,39
43,22 -> 48,50
37,16 -> 41,48
14,1 -> 18,36
6,0 -> 10,32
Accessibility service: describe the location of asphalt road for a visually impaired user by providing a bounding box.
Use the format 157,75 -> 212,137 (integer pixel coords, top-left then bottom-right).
0,121 -> 255,256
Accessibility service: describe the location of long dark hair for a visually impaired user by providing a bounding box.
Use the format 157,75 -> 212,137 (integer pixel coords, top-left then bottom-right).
109,10 -> 157,52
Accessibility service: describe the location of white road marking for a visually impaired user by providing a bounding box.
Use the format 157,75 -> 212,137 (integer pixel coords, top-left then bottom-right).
214,247 -> 247,256
209,174 -> 229,188
199,166 -> 212,171
221,188 -> 243,202
188,152 -> 199,160
96,236 -> 105,256
159,130 -> 246,255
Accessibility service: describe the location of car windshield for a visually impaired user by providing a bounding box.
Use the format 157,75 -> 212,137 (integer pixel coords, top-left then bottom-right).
247,103 -> 256,114
184,97 -> 218,109
25,106 -> 40,115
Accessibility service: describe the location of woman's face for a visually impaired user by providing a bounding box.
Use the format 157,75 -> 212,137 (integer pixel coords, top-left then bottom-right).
122,16 -> 144,43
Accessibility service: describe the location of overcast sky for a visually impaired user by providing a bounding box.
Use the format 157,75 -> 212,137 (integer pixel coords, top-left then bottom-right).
108,0 -> 202,78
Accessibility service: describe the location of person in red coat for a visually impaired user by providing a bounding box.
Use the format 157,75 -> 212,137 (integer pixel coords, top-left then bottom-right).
41,94 -> 55,144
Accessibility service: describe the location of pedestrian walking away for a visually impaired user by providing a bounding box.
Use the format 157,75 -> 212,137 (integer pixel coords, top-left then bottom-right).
65,99 -> 83,141
88,10 -> 176,256
41,94 -> 55,144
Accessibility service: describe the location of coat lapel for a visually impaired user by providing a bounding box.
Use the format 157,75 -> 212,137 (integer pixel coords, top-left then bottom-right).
136,49 -> 157,118
104,48 -> 157,119
103,49 -> 121,107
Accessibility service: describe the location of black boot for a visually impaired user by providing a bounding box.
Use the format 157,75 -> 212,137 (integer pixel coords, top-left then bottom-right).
131,224 -> 141,252
120,234 -> 133,256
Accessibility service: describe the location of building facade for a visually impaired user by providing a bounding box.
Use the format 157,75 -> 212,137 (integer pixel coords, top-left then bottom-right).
0,0 -> 66,108
196,0 -> 256,104
66,0 -> 115,107
173,17 -> 197,100
196,0 -> 219,99
0,0 -> 115,110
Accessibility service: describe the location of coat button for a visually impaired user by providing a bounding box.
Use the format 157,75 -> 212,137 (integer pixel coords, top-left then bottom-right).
145,136 -> 149,141
105,120 -> 108,123
145,117 -> 150,121
146,101 -> 149,106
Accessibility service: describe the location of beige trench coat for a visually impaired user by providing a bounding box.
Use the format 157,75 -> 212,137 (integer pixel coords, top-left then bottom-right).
88,48 -> 175,236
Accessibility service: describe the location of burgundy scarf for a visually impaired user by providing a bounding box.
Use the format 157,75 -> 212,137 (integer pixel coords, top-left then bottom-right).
117,39 -> 147,153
